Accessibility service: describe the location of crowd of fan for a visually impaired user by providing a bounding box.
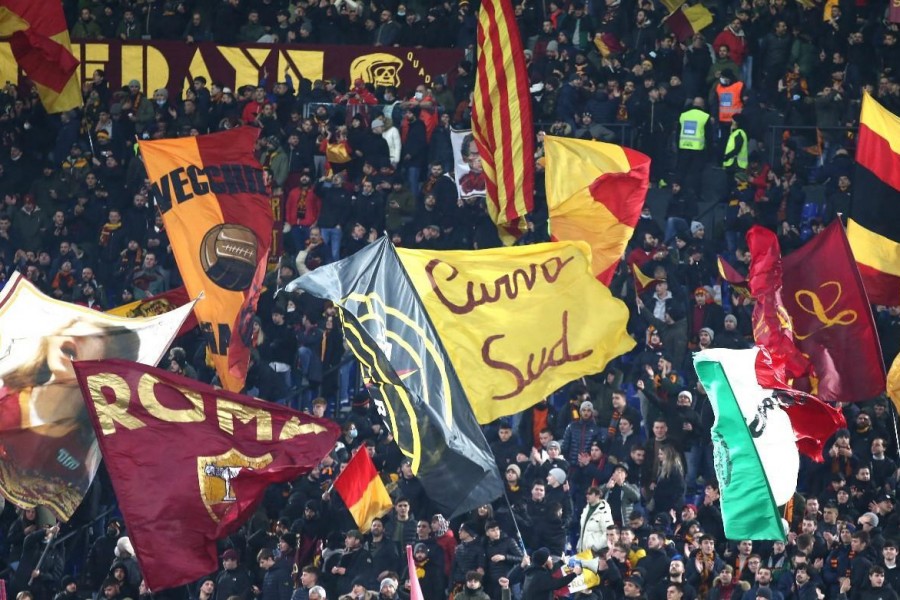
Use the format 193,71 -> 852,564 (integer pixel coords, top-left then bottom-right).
1,0 -> 900,599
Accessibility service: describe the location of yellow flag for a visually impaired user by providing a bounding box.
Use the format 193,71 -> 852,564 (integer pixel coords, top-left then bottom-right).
888,354 -> 900,414
398,241 -> 635,424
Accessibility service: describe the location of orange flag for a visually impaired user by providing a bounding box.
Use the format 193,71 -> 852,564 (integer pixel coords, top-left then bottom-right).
139,128 -> 273,391
333,448 -> 393,533
0,0 -> 82,113
544,136 -> 650,284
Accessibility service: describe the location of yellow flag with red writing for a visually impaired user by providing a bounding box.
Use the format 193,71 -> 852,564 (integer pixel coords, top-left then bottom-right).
397,242 -> 635,424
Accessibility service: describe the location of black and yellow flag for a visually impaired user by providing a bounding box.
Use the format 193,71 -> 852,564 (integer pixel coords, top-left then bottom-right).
291,238 -> 503,517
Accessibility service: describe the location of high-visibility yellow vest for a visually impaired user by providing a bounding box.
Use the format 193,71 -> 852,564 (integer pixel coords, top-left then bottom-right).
678,109 -> 710,150
723,128 -> 749,169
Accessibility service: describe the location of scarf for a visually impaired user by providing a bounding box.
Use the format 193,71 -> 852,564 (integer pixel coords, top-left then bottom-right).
432,514 -> 450,537
698,552 -> 717,596
608,410 -> 621,439
99,221 -> 122,246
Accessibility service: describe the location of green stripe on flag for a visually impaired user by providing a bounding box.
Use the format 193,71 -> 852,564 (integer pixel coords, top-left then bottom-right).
695,360 -> 785,541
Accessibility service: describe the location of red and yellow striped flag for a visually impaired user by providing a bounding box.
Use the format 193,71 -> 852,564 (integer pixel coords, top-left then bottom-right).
333,448 -> 394,533
0,0 -> 82,113
139,128 -> 273,392
473,0 -> 535,242
544,136 -> 650,284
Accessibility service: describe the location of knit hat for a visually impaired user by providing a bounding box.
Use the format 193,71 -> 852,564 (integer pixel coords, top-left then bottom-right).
460,522 -> 479,537
371,118 -> 385,129
548,467 -> 567,485
580,400 -> 594,412
532,547 -> 551,565
862,512 -> 880,527
62,576 -> 76,588
678,390 -> 693,402
546,41 -> 559,52
626,575 -> 644,589
690,221 -> 704,235
414,542 -> 429,556
221,549 -> 239,561
380,578 -> 398,590
280,532 -> 297,548
699,327 -> 715,341
724,314 -> 738,325
506,464 -> 521,477
548,440 -> 561,450
115,536 -> 134,558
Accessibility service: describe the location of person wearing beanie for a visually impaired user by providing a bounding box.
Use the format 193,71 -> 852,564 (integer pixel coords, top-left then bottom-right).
715,313 -> 749,349
344,576 -> 376,600
55,576 -> 79,600
378,578 -> 399,600
449,522 -> 486,589
690,287 -> 724,344
520,547 -> 581,599
561,400 -> 600,465
86,518 -> 125,590
403,541 -> 445,600
698,327 -> 715,349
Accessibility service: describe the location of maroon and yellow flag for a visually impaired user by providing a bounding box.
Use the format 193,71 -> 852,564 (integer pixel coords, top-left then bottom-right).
632,263 -> 657,295
140,128 -> 273,392
544,136 -> 650,285
782,220 -> 884,402
717,255 -> 750,298
0,0 -> 81,113
107,286 -> 198,337
74,359 -> 339,591
333,448 -> 393,533
473,0 -> 535,241
848,92 -> 900,305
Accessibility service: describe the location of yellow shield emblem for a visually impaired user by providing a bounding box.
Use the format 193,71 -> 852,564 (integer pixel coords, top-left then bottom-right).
197,448 -> 273,522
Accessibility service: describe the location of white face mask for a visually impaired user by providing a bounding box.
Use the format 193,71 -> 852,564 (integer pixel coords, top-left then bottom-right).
720,77 -> 728,85
414,92 -> 423,101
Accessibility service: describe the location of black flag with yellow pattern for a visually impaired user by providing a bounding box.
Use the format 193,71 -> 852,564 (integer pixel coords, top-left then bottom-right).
290,237 -> 503,517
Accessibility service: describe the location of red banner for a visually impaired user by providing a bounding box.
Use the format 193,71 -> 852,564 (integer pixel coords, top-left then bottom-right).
0,40 -> 463,99
891,0 -> 900,23
782,221 -> 885,402
74,359 -> 339,591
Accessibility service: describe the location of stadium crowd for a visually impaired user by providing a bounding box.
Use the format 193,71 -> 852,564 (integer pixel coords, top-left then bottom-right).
1,0 -> 900,599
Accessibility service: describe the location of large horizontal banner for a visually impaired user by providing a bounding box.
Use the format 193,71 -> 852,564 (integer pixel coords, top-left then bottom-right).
0,40 -> 463,100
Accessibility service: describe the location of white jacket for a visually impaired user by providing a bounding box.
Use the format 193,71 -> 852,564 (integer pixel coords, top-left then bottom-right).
577,499 -> 615,553
382,126 -> 402,166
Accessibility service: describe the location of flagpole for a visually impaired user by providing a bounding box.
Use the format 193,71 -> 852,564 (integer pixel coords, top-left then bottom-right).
28,526 -> 59,586
502,489 -> 528,554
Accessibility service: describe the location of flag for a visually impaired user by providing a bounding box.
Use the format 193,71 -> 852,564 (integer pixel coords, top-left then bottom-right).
106,286 -> 198,337
290,238 -> 504,517
694,347 -> 798,541
406,545 -> 425,600
632,263 -> 657,295
717,255 -> 750,298
848,92 -> 900,305
74,359 -> 339,591
888,354 -> 900,413
657,0 -> 686,13
473,0 -> 535,241
140,128 -> 273,392
333,448 -> 393,533
0,0 -> 82,113
782,220 -> 884,402
543,136 -> 650,285
747,225 -> 846,460
397,241 -> 635,424
664,3 -> 713,41
0,272 -> 194,520
747,225 -> 810,379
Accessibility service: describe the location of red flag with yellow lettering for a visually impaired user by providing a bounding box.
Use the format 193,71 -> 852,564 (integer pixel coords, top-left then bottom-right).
139,128 -> 273,392
74,359 -> 339,591
473,0 -> 535,241
0,0 -> 82,112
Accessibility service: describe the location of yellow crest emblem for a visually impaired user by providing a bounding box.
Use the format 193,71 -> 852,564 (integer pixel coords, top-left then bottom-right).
197,448 -> 273,522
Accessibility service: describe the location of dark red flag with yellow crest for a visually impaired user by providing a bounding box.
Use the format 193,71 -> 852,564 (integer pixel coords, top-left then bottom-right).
139,128 -> 273,392
74,359 -> 339,591
782,220 -> 884,403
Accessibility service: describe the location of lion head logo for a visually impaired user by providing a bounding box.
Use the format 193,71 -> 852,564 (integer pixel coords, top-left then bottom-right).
350,53 -> 403,88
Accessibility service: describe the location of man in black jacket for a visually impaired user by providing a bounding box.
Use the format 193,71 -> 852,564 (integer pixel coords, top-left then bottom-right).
515,547 -> 581,600
484,521 -> 523,599
216,549 -> 252,600
255,548 -> 293,600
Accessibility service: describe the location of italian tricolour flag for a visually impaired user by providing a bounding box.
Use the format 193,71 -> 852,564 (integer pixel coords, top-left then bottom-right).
694,347 -> 799,540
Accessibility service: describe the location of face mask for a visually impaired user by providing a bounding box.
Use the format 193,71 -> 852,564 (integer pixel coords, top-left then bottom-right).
414,92 -> 423,101
157,99 -> 166,106
397,10 -> 406,16
720,77 -> 728,85
348,428 -> 358,439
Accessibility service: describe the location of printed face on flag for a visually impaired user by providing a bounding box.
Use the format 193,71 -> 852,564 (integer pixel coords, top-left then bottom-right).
0,273 -> 191,519
451,130 -> 487,199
